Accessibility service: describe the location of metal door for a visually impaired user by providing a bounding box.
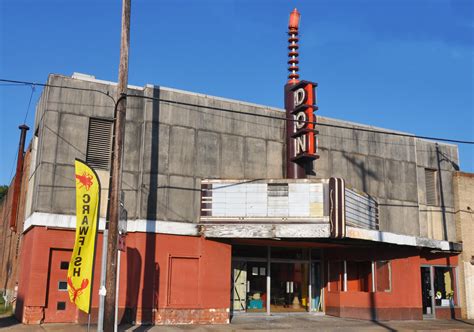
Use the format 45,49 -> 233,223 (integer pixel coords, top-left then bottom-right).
232,261 -> 247,312
44,249 -> 77,322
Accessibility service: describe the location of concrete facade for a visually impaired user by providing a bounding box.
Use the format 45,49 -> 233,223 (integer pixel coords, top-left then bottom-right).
29,74 -> 459,241
453,172 -> 474,319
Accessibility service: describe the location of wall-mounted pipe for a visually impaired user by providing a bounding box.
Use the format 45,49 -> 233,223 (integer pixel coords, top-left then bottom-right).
9,124 -> 29,232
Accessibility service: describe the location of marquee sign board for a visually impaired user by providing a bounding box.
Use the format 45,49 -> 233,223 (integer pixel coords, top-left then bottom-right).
289,80 -> 319,163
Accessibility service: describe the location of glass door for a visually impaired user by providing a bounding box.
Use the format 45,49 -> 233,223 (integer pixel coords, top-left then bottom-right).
421,267 -> 434,317
246,262 -> 267,312
311,262 -> 322,312
270,262 -> 309,312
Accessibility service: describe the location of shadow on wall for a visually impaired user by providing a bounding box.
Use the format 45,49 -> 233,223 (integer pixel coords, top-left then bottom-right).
125,247 -> 141,323
343,153 -> 379,193
141,88 -> 160,324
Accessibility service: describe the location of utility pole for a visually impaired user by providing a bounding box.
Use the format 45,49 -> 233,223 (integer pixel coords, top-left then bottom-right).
103,0 -> 130,330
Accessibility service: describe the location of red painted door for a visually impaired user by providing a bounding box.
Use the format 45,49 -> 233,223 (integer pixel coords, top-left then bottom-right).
44,249 -> 78,323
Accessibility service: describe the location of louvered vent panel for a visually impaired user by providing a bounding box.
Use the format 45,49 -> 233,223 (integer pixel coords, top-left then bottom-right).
86,118 -> 113,169
425,169 -> 438,206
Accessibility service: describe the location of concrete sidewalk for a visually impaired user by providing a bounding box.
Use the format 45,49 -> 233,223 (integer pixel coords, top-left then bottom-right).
1,313 -> 474,331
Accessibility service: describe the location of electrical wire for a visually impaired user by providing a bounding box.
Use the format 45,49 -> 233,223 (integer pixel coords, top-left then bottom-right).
0,78 -> 116,104
23,85 -> 35,124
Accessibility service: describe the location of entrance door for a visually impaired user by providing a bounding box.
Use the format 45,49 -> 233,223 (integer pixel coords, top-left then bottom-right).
421,267 -> 434,317
245,262 -> 267,312
270,262 -> 308,312
44,249 -> 77,323
310,262 -> 322,312
232,261 -> 247,312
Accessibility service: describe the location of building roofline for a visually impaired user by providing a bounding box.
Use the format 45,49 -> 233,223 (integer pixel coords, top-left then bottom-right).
60,72 -> 458,148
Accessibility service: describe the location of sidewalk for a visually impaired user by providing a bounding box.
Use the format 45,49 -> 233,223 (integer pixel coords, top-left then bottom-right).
1,313 -> 474,331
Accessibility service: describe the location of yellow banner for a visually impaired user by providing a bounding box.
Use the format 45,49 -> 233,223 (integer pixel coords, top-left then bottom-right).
67,159 -> 101,313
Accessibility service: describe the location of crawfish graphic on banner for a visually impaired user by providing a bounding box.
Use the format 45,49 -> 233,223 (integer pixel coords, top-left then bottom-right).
67,159 -> 101,313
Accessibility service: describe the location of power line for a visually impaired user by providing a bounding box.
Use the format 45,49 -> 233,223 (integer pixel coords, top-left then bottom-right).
23,85 -> 35,124
1,78 -> 473,145
0,78 -> 116,104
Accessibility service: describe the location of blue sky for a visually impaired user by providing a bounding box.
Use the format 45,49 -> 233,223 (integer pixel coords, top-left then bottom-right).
0,0 -> 473,185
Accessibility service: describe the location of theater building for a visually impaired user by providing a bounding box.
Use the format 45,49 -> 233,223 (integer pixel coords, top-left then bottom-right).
0,70 -> 469,325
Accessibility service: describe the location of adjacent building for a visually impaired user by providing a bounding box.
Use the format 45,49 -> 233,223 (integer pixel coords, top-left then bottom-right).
0,72 -> 470,325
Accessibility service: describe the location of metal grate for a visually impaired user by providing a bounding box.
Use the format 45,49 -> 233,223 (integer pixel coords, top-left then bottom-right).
425,169 -> 438,206
86,118 -> 113,169
345,188 -> 379,230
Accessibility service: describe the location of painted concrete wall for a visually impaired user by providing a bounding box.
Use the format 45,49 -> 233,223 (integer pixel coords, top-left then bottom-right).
324,247 -> 460,320
453,172 -> 474,319
15,227 -> 231,324
29,74 -> 459,241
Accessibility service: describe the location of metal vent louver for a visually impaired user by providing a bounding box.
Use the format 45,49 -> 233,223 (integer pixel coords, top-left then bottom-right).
425,169 -> 438,206
86,118 -> 113,169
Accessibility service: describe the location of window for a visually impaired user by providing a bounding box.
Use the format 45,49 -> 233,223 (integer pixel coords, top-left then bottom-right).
346,261 -> 371,292
328,261 -> 343,292
376,261 -> 391,292
60,261 -> 69,270
233,245 -> 267,258
425,169 -> 438,206
434,267 -> 456,306
86,118 -> 113,169
57,302 -> 66,310
58,281 -> 67,291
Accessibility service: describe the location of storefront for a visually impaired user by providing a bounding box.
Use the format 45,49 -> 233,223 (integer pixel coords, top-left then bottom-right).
231,244 -> 324,315
229,242 -> 461,320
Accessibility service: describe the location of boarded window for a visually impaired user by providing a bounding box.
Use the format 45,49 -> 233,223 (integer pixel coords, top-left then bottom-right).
86,118 -> 113,169
376,261 -> 391,292
425,169 -> 438,206
168,257 -> 199,305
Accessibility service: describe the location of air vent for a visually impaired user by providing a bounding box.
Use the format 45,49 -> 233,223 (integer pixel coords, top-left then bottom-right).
86,118 -> 113,169
425,168 -> 438,206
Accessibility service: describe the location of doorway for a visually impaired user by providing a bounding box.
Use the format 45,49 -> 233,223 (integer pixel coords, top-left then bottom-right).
231,260 -> 267,313
270,262 -> 308,312
421,266 -> 434,317
44,249 -> 77,323
231,245 -> 323,315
